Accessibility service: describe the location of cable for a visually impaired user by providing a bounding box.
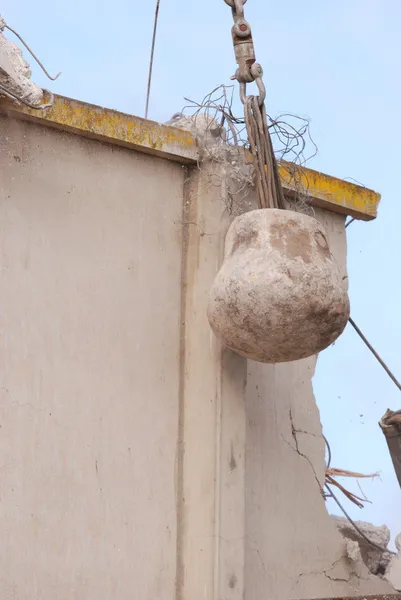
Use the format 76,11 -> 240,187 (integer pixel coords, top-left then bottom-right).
145,0 -> 161,119
345,217 -> 355,228
325,484 -> 396,556
1,20 -> 61,81
323,434 -> 332,468
244,96 -> 286,209
349,317 -> 401,392
323,435 -> 396,556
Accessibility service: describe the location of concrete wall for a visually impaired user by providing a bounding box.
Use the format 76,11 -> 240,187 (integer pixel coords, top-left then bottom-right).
0,116 -> 184,599
245,208 -> 393,599
0,112 -> 394,599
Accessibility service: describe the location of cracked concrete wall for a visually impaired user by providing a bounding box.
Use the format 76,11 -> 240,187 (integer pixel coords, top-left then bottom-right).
245,208 -> 395,600
0,109 -> 396,600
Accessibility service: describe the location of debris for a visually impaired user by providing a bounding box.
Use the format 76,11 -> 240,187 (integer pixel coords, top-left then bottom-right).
0,28 -> 43,105
325,467 -> 379,508
332,515 -> 392,575
347,539 -> 362,562
385,534 -> 401,591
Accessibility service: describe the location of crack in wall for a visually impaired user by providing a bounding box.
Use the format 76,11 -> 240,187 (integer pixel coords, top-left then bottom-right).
293,428 -> 321,438
285,408 -> 324,494
291,555 -> 370,594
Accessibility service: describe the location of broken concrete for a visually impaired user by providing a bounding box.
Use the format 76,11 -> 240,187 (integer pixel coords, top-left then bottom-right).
0,28 -> 43,104
385,534 -> 401,591
165,112 -> 225,150
0,102 -> 395,599
332,515 -> 392,575
244,207 -> 395,599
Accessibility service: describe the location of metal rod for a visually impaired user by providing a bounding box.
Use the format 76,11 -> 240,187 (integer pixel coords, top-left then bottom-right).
325,484 -> 396,555
349,317 -> 401,392
145,0 -> 161,120
4,23 -> 61,81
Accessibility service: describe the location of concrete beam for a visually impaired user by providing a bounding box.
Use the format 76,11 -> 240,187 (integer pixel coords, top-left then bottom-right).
0,94 -> 197,164
0,93 -> 380,221
279,163 -> 380,221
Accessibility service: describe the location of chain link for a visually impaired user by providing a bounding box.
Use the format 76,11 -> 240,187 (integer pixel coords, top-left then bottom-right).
223,0 -> 285,211
223,0 -> 265,105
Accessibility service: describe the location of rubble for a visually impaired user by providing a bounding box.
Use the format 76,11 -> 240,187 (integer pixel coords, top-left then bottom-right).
332,515 -> 392,575
0,28 -> 43,105
165,113 -> 225,148
385,534 -> 401,591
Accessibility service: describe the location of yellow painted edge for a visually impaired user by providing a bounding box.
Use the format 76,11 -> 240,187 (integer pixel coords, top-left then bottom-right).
0,94 -> 380,220
278,162 -> 380,221
0,94 -> 198,164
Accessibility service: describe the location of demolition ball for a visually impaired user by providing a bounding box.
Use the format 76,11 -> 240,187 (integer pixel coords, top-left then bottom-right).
207,209 -> 350,363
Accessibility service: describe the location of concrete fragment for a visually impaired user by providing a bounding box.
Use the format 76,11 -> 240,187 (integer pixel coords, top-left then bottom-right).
0,30 -> 43,104
386,561 -> 401,591
332,515 -> 391,575
165,112 -> 225,148
207,208 -> 350,363
385,534 -> 401,591
346,539 -> 362,562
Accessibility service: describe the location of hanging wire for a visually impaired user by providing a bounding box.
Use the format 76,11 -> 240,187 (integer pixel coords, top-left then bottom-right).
244,95 -> 286,209
323,436 -> 396,556
349,318 -> 401,392
325,228 -> 401,554
323,434 -> 332,468
325,483 -> 395,556
0,18 -> 61,81
145,0 -> 161,119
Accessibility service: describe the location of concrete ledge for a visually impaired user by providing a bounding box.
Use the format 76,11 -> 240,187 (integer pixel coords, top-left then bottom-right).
280,163 -> 380,221
0,94 -> 197,164
0,94 -> 380,221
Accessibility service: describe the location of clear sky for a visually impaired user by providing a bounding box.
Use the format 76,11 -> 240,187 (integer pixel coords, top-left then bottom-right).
2,0 -> 401,543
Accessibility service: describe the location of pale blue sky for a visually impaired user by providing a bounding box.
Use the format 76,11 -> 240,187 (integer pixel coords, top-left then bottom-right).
3,0 -> 401,542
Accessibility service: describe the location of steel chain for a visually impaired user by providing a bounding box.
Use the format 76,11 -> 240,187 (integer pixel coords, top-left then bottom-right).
223,0 -> 265,105
223,0 -> 285,210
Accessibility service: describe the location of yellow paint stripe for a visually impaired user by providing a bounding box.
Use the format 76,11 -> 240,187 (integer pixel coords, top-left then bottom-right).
279,162 -> 380,221
0,94 -> 197,164
0,94 -> 380,220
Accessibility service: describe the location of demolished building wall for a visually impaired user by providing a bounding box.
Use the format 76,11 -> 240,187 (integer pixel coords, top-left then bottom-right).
331,516 -> 401,590
332,516 -> 392,576
0,95 -> 397,599
244,206 -> 396,599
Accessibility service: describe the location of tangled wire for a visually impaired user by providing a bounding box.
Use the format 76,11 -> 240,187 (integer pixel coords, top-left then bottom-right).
170,85 -> 318,215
